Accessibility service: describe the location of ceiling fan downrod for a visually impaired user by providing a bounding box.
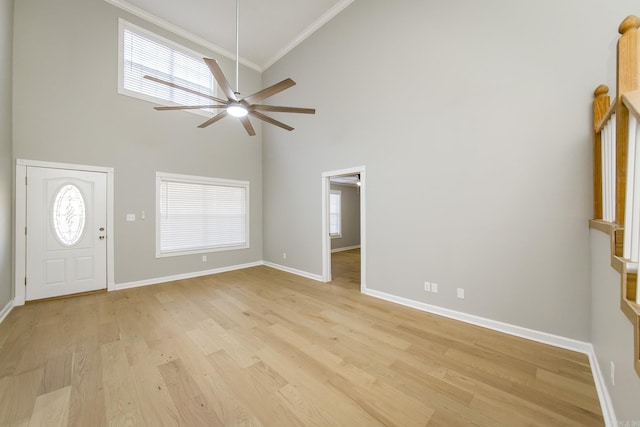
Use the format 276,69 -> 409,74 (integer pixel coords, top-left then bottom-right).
234,0 -> 240,96
144,0 -> 316,135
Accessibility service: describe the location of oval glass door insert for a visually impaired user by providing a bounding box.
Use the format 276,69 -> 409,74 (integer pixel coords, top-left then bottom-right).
52,184 -> 86,246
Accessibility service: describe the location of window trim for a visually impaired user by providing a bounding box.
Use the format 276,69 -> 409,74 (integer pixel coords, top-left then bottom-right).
155,172 -> 250,258
329,189 -> 342,238
118,19 -> 217,117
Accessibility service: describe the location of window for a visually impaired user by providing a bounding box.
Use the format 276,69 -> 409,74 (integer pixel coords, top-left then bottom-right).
52,184 -> 86,246
118,19 -> 216,114
156,172 -> 249,257
329,190 -> 342,238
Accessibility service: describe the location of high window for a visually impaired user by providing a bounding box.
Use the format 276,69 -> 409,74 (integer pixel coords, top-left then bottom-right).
156,172 -> 249,257
118,19 -> 216,114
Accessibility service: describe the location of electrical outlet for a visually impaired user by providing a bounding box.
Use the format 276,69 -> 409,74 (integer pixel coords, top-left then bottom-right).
610,361 -> 615,386
431,283 -> 439,293
202,255 -> 207,262
126,213 -> 136,221
283,252 -> 287,259
457,288 -> 465,299
424,282 -> 431,292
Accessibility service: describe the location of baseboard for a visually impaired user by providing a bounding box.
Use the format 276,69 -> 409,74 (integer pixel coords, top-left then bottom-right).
3,261 -> 618,424
115,261 -> 264,291
362,288 -> 617,426
585,345 -> 617,426
363,288 -> 591,352
331,245 -> 361,253
0,299 -> 13,324
263,261 -> 324,282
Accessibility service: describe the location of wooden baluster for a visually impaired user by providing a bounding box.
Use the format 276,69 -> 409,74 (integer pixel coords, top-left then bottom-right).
593,85 -> 610,220
615,15 -> 640,225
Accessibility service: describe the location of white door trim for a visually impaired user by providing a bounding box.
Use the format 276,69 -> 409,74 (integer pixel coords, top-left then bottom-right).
321,166 -> 366,292
14,159 -> 115,305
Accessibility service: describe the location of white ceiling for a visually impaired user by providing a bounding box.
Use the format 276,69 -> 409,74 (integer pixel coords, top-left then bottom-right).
106,0 -> 354,71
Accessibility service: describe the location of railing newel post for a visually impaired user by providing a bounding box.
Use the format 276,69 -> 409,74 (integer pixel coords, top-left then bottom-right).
594,85 -> 610,220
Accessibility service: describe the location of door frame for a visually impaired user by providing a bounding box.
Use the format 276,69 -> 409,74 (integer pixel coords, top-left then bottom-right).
321,165 -> 366,291
14,159 -> 115,306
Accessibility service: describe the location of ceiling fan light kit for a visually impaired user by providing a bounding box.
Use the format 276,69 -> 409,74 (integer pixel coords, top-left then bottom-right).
227,103 -> 248,117
143,0 -> 315,136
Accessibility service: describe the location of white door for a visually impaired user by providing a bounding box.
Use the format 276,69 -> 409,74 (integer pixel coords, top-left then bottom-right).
26,167 -> 108,300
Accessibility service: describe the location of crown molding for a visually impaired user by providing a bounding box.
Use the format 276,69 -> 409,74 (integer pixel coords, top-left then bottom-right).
105,0 -> 354,72
262,0 -> 355,70
103,0 -> 262,71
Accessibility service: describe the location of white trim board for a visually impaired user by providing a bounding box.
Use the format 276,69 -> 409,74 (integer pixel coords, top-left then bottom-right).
322,166 -> 366,289
586,347 -> 617,426
1,250 -> 618,424
0,300 -> 13,324
240,260 -> 617,425
255,261 -> 606,361
263,261 -> 324,282
261,0 -> 355,70
104,0 -> 355,72
363,288 -> 592,351
115,261 -> 263,291
118,261 -> 323,291
105,0 -> 260,71
362,287 -> 617,427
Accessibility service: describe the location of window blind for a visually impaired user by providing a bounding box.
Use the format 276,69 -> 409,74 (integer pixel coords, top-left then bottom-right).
157,174 -> 249,256
121,22 -> 215,109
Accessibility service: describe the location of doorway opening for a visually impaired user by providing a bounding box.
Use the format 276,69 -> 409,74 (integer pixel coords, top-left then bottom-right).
321,166 -> 365,291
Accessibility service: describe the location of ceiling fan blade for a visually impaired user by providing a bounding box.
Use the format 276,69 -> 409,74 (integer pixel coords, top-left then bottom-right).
239,116 -> 256,136
198,110 -> 229,128
242,78 -> 296,105
249,111 -> 294,131
250,105 -> 315,114
143,75 -> 227,104
154,105 -> 227,111
203,58 -> 237,101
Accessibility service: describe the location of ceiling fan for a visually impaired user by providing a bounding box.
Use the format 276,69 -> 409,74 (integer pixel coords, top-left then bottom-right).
143,0 -> 315,136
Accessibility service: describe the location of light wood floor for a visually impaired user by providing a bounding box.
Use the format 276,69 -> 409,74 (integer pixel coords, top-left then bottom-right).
0,250 -> 604,426
331,248 -> 361,289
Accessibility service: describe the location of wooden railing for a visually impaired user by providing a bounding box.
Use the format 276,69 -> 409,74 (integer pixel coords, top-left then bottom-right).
623,92 -> 640,263
592,15 -> 640,377
594,94 -> 616,223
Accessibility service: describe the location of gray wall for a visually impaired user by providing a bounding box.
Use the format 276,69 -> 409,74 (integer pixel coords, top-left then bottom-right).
13,0 -> 263,284
0,0 -> 13,308
262,0 -> 638,341
5,0 -> 640,419
590,229 -> 640,422
330,183 -> 360,250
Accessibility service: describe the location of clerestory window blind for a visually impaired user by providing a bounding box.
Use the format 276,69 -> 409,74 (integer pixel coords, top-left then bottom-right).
119,20 -> 215,112
329,190 -> 342,238
156,172 -> 249,257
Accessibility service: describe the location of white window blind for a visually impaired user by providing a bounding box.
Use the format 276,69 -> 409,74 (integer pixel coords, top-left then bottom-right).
329,190 -> 342,238
156,173 -> 249,257
119,20 -> 215,111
